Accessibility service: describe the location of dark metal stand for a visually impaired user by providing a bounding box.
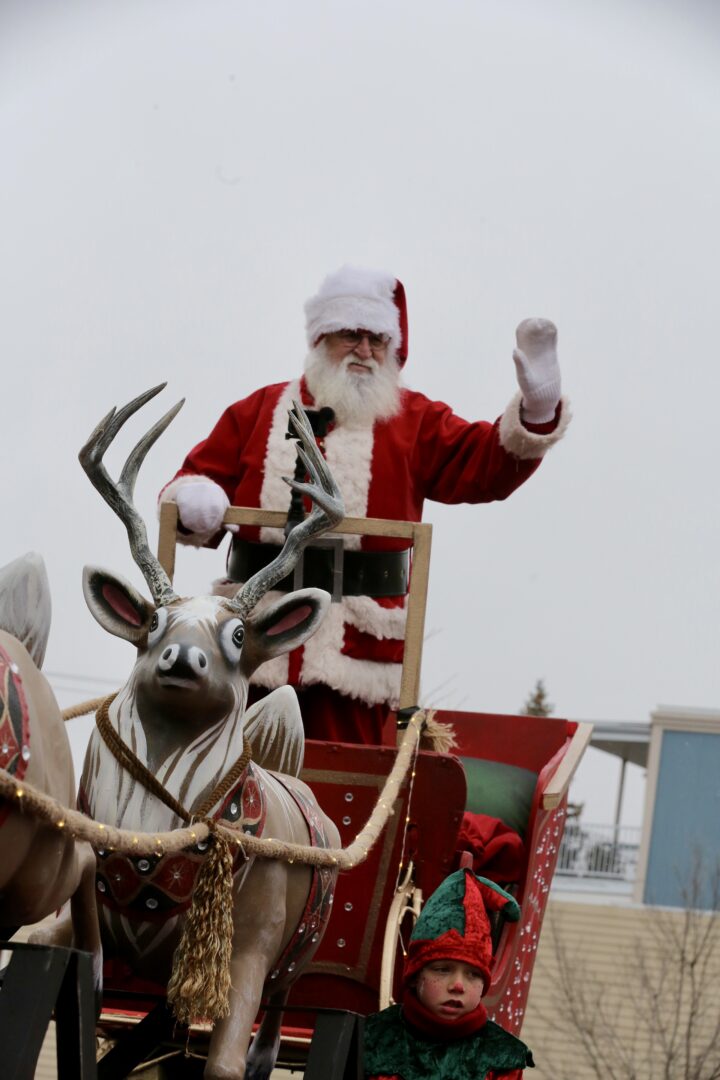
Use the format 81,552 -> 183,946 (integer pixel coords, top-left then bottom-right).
96,1000 -> 179,1079
97,1004 -> 364,1079
304,1010 -> 365,1080
0,942 -> 97,1080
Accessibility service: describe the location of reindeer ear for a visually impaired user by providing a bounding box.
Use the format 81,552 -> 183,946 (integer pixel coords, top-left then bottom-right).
243,588 -> 330,667
82,566 -> 154,644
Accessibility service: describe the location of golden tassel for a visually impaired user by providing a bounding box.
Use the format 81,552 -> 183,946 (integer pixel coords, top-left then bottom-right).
167,823 -> 235,1026
419,710 -> 458,754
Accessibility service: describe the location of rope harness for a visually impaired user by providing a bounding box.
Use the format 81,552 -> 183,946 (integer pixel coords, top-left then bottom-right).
0,700 -> 439,1023
95,694 -> 252,824
0,705 -> 430,867
94,693 -> 254,1024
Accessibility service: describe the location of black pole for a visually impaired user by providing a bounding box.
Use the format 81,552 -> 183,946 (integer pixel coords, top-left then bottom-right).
284,407 -> 335,537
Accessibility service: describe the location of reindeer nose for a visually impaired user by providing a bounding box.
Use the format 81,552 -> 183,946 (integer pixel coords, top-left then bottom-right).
158,644 -> 180,672
187,646 -> 208,675
157,644 -> 209,679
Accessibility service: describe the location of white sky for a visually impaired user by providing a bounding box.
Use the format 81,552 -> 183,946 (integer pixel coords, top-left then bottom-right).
2,0 -> 719,826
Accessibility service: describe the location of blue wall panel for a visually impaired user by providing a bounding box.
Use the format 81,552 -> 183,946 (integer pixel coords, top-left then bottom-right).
644,730 -> 720,909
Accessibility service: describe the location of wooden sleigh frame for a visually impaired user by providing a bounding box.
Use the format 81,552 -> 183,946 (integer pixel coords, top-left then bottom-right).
158,502 -> 433,713
157,501 -> 590,812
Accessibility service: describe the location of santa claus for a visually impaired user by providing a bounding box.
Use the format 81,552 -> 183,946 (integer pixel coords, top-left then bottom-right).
159,265 -> 569,744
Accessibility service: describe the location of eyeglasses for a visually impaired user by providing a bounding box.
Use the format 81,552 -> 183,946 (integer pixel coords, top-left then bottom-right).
336,330 -> 390,350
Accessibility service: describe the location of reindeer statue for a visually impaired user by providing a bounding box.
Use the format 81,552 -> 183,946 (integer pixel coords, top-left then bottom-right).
0,553 -> 102,990
75,385 -> 342,1079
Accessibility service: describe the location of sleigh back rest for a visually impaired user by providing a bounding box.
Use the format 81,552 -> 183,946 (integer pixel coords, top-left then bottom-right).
437,710 -> 577,838
285,740 -> 466,1016
442,709 -> 575,771
157,502 -> 433,715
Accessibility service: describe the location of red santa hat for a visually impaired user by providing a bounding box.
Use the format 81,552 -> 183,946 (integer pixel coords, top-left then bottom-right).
402,869 -> 521,995
304,265 -> 409,365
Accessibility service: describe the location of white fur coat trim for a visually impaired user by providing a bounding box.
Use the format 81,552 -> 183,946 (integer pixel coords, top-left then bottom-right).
210,581 -> 403,703
343,594 -> 407,639
258,382 -> 301,545
157,474 -> 227,548
258,381 -> 374,552
300,602 -> 401,708
498,392 -> 571,461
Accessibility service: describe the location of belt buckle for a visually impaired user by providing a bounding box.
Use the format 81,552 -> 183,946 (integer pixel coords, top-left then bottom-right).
293,537 -> 344,602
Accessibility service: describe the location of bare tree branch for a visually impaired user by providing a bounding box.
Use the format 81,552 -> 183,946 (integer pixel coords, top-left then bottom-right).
530,856 -> 720,1080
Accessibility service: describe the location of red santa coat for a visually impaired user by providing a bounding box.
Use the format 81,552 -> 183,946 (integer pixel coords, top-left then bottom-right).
161,378 -> 567,711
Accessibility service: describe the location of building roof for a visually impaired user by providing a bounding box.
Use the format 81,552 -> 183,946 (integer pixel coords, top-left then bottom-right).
589,720 -> 650,768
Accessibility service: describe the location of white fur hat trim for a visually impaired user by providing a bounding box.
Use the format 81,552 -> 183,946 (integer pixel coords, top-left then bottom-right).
305,265 -> 401,356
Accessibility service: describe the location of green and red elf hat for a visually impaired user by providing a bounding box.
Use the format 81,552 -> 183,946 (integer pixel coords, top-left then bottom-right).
403,869 -> 521,995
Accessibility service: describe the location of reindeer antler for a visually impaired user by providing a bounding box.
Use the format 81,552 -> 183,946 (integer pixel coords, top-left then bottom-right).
229,401 -> 345,617
79,384 -> 184,607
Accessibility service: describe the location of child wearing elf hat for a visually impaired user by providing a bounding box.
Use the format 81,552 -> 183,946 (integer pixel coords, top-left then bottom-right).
363,869 -> 534,1079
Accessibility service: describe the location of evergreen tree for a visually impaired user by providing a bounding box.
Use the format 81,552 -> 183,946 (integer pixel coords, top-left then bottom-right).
522,678 -> 554,716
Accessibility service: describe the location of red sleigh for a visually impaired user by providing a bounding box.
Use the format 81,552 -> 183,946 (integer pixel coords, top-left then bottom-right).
291,709 -> 588,1043
95,506 -> 590,1074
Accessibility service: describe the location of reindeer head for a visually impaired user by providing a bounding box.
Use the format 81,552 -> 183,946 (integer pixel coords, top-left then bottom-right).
80,385 -> 344,735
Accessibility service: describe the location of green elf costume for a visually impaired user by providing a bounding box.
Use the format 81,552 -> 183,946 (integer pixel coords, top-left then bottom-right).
363,869 -> 534,1080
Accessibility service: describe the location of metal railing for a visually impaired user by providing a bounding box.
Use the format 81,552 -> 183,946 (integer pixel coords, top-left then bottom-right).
555,822 -> 641,883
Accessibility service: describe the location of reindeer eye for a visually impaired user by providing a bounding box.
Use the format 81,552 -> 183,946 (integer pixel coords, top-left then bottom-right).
147,607 -> 168,645
220,618 -> 245,663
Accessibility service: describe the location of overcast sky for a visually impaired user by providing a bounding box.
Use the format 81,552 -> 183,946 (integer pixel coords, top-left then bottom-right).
2,0 -> 719,825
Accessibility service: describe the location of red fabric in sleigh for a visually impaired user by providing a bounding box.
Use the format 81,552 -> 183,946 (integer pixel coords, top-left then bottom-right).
454,812 -> 526,883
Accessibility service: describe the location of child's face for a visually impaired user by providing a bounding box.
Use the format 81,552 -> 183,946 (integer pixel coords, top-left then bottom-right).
415,959 -> 485,1020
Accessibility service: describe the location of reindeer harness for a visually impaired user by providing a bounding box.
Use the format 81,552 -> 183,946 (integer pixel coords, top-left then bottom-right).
0,644 -> 31,825
82,695 -> 335,986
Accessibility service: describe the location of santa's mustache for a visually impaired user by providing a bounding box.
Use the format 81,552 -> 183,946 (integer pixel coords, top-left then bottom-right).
304,344 -> 401,426
341,355 -> 379,375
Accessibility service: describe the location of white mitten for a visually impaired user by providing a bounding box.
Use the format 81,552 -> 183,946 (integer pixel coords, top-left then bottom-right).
174,478 -> 229,536
512,318 -> 561,424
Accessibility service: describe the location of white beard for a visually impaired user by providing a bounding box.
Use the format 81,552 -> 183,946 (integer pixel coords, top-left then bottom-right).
304,344 -> 402,428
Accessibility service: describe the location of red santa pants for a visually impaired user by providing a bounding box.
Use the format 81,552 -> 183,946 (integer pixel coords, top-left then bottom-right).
247,683 -> 394,746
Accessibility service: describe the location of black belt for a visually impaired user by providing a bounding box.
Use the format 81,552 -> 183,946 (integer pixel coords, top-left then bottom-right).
228,537 -> 409,599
